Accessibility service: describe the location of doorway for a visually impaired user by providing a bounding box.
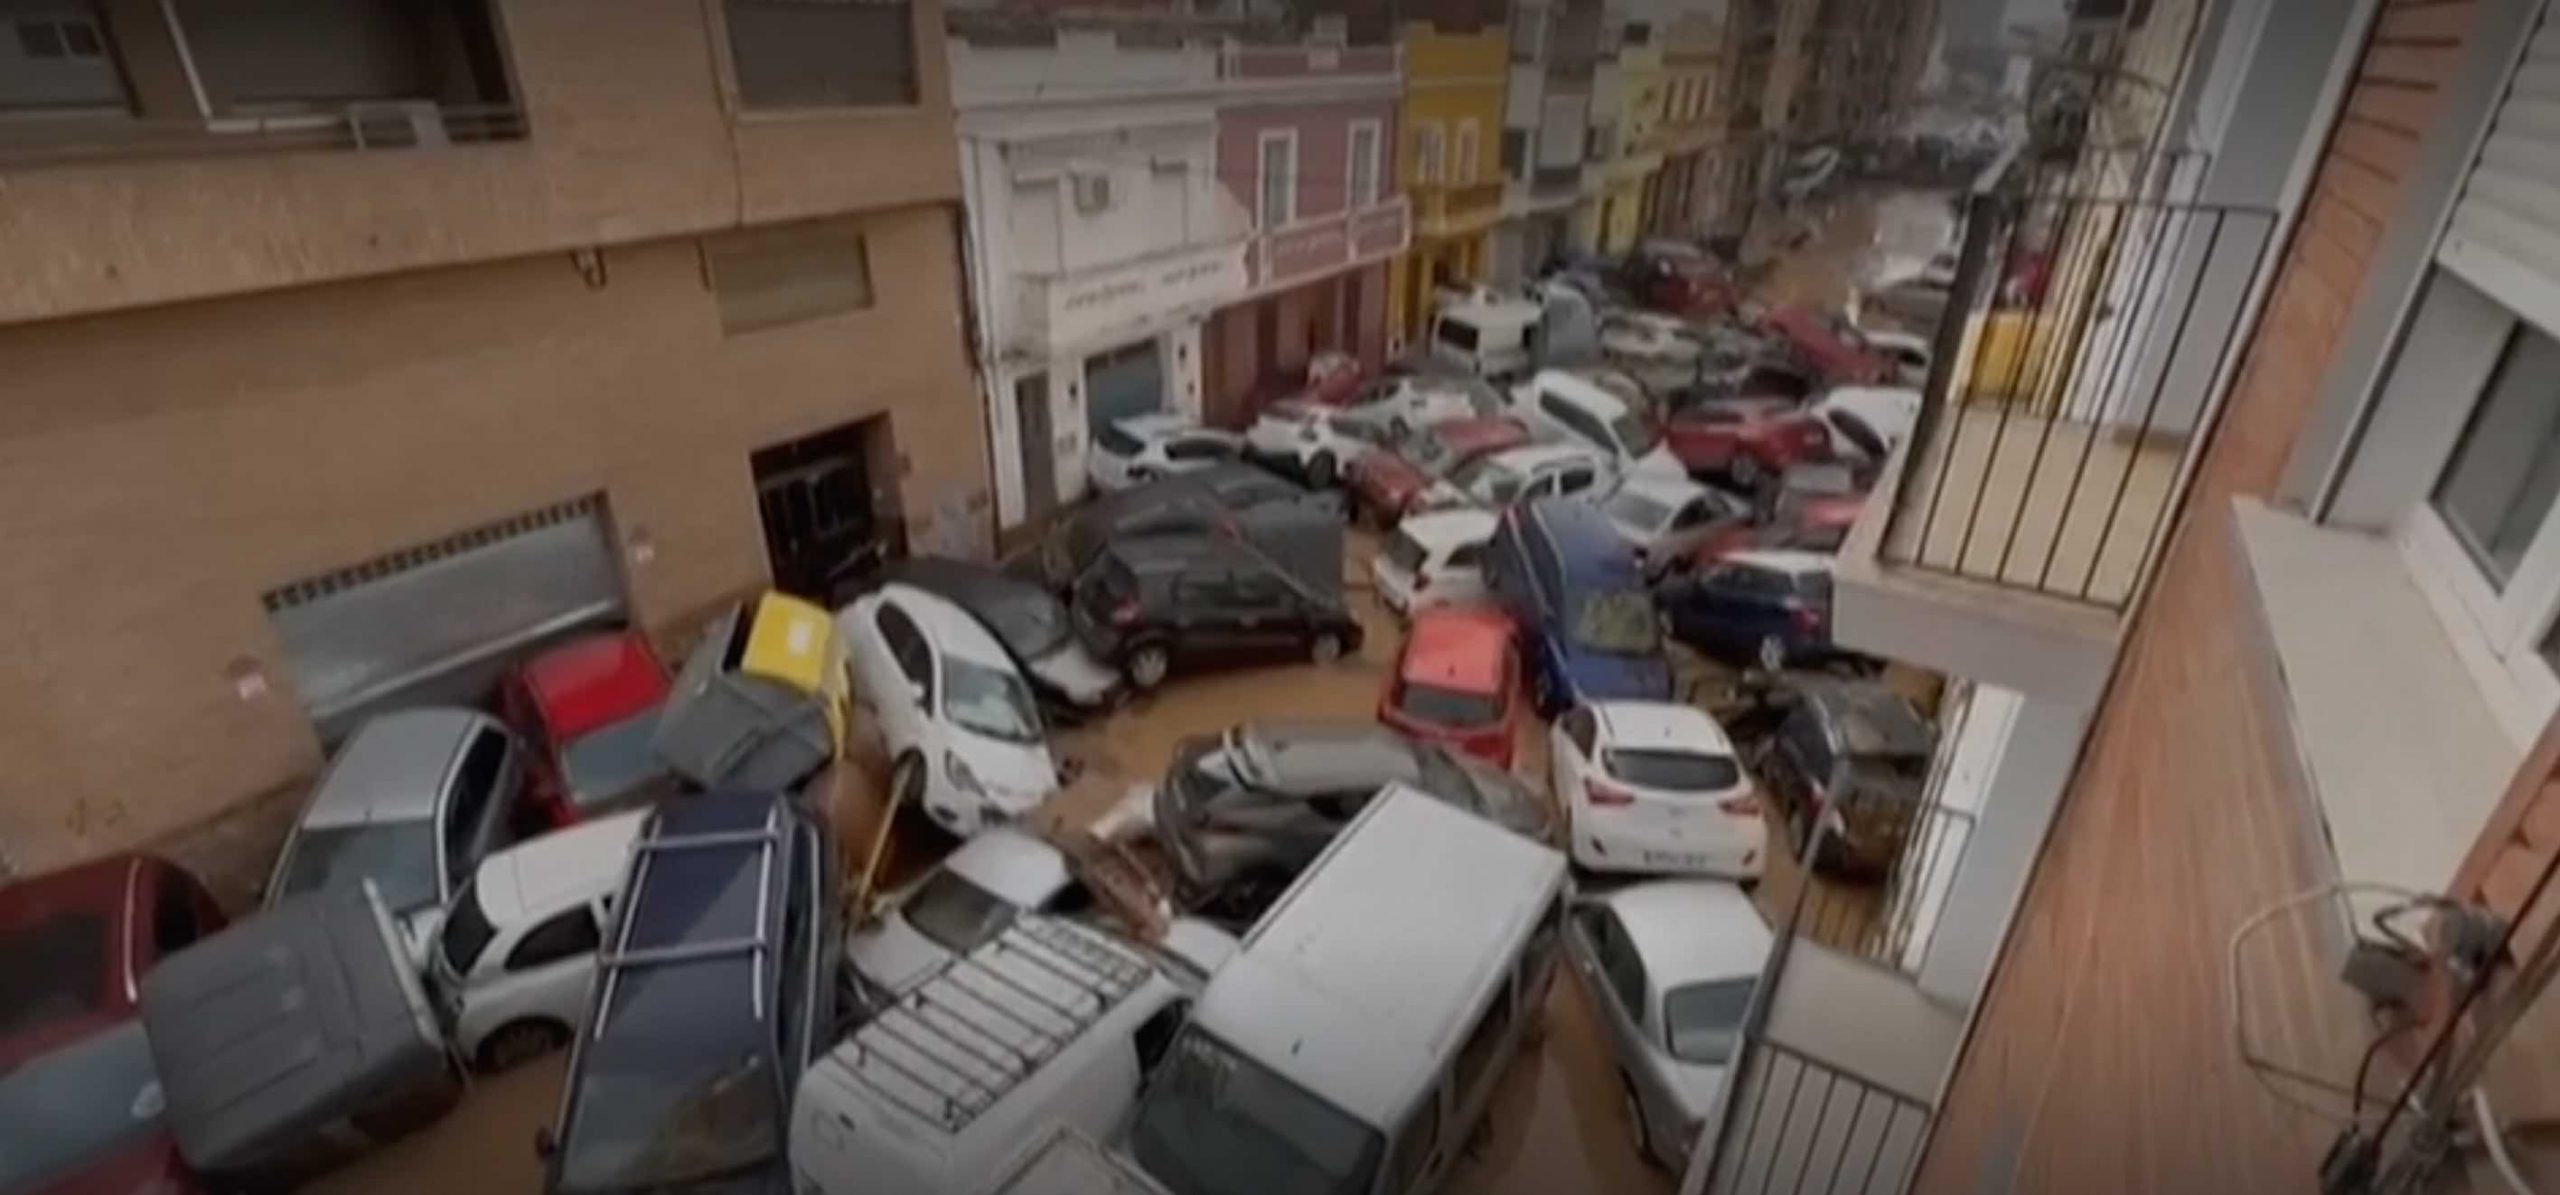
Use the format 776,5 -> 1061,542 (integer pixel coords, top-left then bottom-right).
751,417 -> 893,604
1014,372 -> 1055,521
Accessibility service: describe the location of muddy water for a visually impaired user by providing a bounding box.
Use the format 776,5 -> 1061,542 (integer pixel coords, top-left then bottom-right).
303,1055 -> 564,1195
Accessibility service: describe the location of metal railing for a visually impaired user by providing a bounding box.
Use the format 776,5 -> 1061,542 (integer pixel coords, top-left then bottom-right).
1878,167 -> 2276,610
1787,798 -> 1977,981
1703,1038 -> 1931,1195
0,102 -> 525,168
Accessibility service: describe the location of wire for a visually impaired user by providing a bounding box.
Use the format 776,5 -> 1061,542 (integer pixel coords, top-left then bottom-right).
2226,880 -> 2435,1125
2353,1020 -> 2413,1119
2474,1087 -> 2541,1195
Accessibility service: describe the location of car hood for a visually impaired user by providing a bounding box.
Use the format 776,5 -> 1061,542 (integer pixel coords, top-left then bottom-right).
1352,452 -> 1430,506
1024,641 -> 1124,707
955,733 -> 1060,809
845,910 -> 953,998
1557,645 -> 1676,703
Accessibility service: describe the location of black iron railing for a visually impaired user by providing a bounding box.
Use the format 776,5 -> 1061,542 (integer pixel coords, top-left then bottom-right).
1878,165 -> 2276,610
1788,797 -> 1978,981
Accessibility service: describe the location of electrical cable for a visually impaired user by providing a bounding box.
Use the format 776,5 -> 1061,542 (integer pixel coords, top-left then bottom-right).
2227,880 -> 2434,1125
2474,1087 -> 2541,1195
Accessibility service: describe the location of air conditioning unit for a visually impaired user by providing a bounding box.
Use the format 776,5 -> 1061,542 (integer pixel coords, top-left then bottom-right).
1072,171 -> 1113,214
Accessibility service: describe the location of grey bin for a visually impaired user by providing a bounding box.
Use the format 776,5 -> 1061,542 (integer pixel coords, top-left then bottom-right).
140,881 -> 461,1191
652,610 -> 835,793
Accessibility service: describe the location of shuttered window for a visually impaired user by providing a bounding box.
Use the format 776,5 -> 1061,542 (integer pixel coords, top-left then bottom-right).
2442,10 -> 2560,331
722,0 -> 915,110
704,217 -> 874,335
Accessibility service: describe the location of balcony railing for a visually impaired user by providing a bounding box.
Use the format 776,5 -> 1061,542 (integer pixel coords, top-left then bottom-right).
1778,797 -> 1978,980
1248,196 -> 1410,290
1413,181 -> 1506,232
1878,177 -> 2277,610
0,103 -> 525,169
1015,238 -> 1249,356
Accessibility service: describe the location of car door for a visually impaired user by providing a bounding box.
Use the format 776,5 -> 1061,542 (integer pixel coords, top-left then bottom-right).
1162,433 -> 1236,477
1554,464 -> 1601,500
1567,902 -> 1679,1156
492,901 -> 605,1032
1225,569 -> 1308,661
1170,569 -> 1246,664
1549,705 -> 1599,815
867,602 -> 935,754
443,728 -> 515,895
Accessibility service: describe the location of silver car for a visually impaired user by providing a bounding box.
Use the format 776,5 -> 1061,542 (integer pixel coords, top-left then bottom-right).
1564,879 -> 1774,1172
266,707 -> 524,963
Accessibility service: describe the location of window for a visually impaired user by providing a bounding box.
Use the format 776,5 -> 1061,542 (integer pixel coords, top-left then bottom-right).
1559,706 -> 1598,756
1164,435 -> 1233,462
152,872 -> 205,956
3,4 -> 123,112
706,218 -> 875,335
1229,572 -> 1292,610
1454,121 -> 1480,184
1257,131 -> 1297,228
1781,709 -> 1836,781
169,0 -> 515,119
1453,986 -> 1515,1097
1598,914 -> 1648,1016
1133,997 -> 1190,1072
1557,467 -> 1597,495
1174,573 -> 1235,607
1412,122 -> 1444,185
444,729 -> 508,883
875,602 -> 931,688
2432,326 -> 2560,588
722,0 -> 915,109
775,824 -> 819,1059
1503,129 -> 1528,180
1385,1096 -> 1441,1193
1071,170 -> 1113,214
505,906 -> 602,971
1446,541 -> 1485,570
1349,120 -> 1382,207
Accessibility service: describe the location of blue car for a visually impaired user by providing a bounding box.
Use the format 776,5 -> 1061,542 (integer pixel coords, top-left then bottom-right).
1485,497 -> 1677,716
1658,548 -> 1840,671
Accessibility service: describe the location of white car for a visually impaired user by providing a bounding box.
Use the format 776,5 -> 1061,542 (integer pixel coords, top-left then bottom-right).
1342,373 -> 1504,439
1086,413 -> 1243,493
1552,701 -> 1764,879
841,583 -> 1058,837
1600,475 -> 1749,572
844,826 -> 1089,1002
1510,368 -> 1686,479
1371,507 -> 1498,615
1814,385 -> 1923,464
429,808 -> 648,1072
1422,442 -> 1614,511
1244,399 -> 1390,488
1564,880 -> 1773,1172
1860,328 -> 1932,385
1601,312 -> 1704,364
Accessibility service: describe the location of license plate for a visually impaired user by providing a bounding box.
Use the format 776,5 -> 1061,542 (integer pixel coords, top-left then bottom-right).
1642,850 -> 1710,870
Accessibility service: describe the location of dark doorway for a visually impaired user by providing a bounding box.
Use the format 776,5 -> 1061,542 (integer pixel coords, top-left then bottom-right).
752,417 -> 892,604
1015,372 -> 1055,521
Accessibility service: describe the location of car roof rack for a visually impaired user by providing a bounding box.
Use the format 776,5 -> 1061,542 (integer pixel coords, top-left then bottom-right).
590,800 -> 789,1031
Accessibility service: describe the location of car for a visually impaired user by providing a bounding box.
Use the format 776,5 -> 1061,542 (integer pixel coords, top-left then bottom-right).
265,707 -> 523,963
1563,880 -> 1772,1173
1861,327 -> 1932,385
1086,414 -> 1245,493
429,808 -> 648,1073
864,556 -> 1122,715
1032,464 -> 1326,590
1656,396 -> 1833,489
842,826 -> 1093,1006
1346,415 -> 1530,525
1601,311 -> 1705,364
1150,720 -> 1556,915
0,855 -> 224,1195
1551,703 -> 1763,878
1508,369 -> 1687,479
543,789 -> 840,1194
1484,497 -> 1677,715
1658,549 -> 1840,670
842,583 -> 1058,838
1243,398 -> 1393,487
1339,372 -> 1505,441
495,630 -> 678,829
1758,304 -> 1897,385
1369,507 -> 1498,615
1689,466 -> 1870,564
1624,240 -> 1738,317
1378,604 -> 1523,768
1733,678 -> 1936,879
1813,385 -> 1923,466
1069,534 -> 1363,690
1599,474 -> 1752,572
1427,291 -> 1544,379
1422,441 -> 1615,512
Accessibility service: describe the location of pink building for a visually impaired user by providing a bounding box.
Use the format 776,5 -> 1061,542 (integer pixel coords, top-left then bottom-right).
1202,43 -> 1408,426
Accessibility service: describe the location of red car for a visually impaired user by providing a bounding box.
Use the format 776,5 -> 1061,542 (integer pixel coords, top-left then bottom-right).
1378,605 -> 1523,768
495,630 -> 678,827
1759,304 -> 1897,385
1658,397 -> 1834,487
2,854 -> 227,1195
1692,467 -> 1873,566
1347,416 -> 1530,525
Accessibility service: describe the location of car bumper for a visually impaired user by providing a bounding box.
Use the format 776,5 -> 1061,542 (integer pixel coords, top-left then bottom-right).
1572,819 -> 1764,880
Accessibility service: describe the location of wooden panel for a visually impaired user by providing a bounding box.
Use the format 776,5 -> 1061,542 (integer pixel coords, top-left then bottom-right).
2364,41 -> 2471,86
2378,0 -> 2478,42
2329,117 -> 2424,182
2347,78 -> 2445,135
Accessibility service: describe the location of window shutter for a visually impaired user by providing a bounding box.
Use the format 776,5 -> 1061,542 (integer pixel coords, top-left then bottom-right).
2442,13 -> 2560,326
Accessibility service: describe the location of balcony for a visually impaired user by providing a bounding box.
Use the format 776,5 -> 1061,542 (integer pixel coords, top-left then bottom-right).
0,103 -> 524,168
1411,181 -> 1507,237
1248,196 -> 1410,290
1015,239 -> 1249,357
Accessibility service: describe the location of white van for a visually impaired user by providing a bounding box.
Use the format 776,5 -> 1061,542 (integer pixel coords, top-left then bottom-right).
791,915 -> 1219,1195
1114,784 -> 1570,1195
427,808 -> 648,1072
1370,508 -> 1498,615
1427,294 -> 1541,381
1510,369 -> 1686,479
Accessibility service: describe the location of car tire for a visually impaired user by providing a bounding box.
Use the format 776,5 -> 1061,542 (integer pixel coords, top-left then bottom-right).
476,1019 -> 569,1074
1756,634 -> 1788,673
1729,454 -> 1763,492
1310,631 -> 1347,666
1621,1075 -> 1657,1167
1308,454 -> 1339,489
1127,642 -> 1173,690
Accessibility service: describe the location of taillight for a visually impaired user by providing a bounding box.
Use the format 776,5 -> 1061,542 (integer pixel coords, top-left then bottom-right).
1792,605 -> 1823,634
1719,795 -> 1760,816
1111,599 -> 1142,627
1586,780 -> 1635,807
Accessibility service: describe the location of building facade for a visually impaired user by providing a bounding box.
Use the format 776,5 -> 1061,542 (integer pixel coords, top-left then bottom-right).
1492,0 -> 1607,278
0,0 -> 988,879
1200,42 -> 1409,423
1386,23 -> 1511,346
1649,7 -> 1730,238
949,21 -> 1253,531
1596,31 -> 1666,253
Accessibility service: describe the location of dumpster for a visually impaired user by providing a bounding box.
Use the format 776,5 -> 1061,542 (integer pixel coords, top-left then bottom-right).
652,591 -> 849,792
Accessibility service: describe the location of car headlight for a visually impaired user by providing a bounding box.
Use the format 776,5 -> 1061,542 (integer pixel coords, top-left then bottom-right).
945,751 -> 985,797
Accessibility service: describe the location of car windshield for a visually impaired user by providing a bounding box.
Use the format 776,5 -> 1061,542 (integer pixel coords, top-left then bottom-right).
943,657 -> 1042,744
1663,977 -> 1756,1065
900,868 -> 1019,954
562,707 -> 667,809
556,1002 -> 780,1194
1610,410 -> 1661,456
0,1021 -> 166,1193
1,911 -> 106,1040
1128,1028 -> 1384,1195
439,879 -> 498,978
1096,423 -> 1146,456
277,821 -> 441,915
1603,748 -> 1741,792
1382,530 -> 1429,575
1395,681 -> 1503,727
1570,590 -> 1664,655
1605,488 -> 1675,531
1436,319 -> 1480,352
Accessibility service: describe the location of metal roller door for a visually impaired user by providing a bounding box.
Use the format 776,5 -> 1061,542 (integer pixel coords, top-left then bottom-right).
263,497 -> 627,742
1084,339 -> 1166,435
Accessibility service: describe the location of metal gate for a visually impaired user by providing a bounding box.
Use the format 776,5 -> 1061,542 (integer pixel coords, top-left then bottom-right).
263,496 -> 626,742
1083,338 -> 1165,435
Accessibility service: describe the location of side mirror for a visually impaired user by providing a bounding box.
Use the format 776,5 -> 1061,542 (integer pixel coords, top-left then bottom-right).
534,1127 -> 558,1160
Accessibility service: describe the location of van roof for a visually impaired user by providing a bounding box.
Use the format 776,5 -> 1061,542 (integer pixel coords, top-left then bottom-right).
1192,785 -> 1566,1126
1528,368 -> 1637,417
1438,293 -> 1541,327
472,808 -> 650,927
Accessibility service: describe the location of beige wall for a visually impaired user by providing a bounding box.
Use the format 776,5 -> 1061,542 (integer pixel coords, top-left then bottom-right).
1,0 -> 963,326
0,202 -> 987,873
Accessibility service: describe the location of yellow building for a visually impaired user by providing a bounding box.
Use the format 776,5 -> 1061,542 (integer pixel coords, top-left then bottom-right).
1598,38 -> 1665,255
1388,24 -> 1511,346
1651,11 -> 1728,238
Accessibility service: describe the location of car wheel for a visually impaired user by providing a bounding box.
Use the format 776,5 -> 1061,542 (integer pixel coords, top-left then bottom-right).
1308,453 -> 1339,489
1756,634 -> 1788,673
1127,643 -> 1172,690
1621,1075 -> 1656,1166
477,1019 -> 569,1073
1310,632 -> 1346,666
1729,454 -> 1763,491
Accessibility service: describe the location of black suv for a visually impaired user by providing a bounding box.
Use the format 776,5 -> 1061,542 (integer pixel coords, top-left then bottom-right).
1070,536 -> 1364,690
1729,678 -> 1935,880
1030,465 -> 1329,591
543,790 -> 840,1193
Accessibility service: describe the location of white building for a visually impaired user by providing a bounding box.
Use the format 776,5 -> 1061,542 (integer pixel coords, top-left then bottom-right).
951,24 -> 1255,529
